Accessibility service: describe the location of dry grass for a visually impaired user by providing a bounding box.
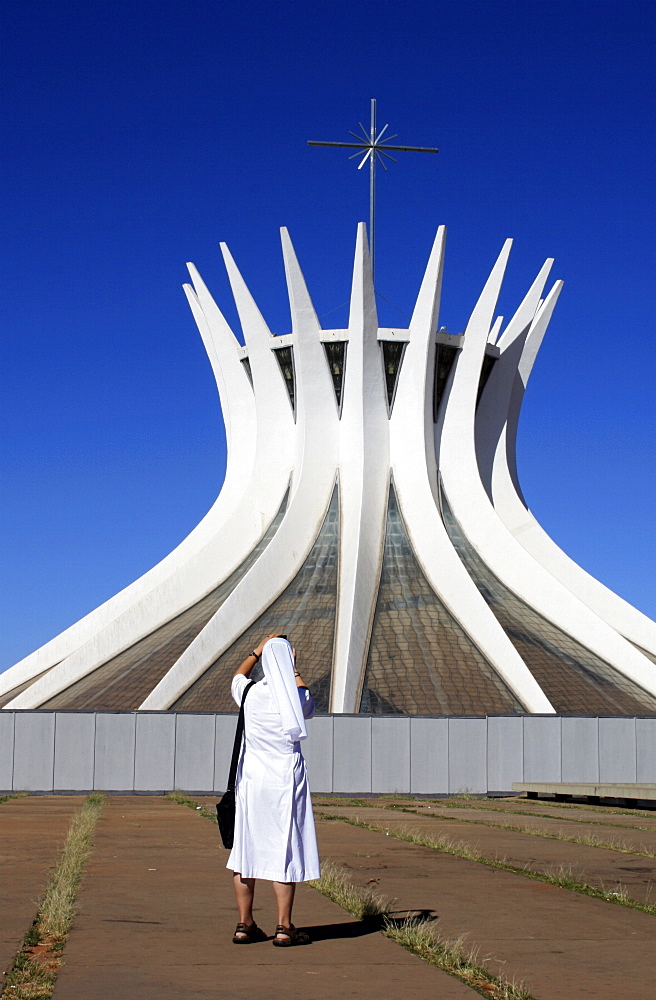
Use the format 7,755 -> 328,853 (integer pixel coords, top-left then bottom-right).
1,793 -> 105,1000
357,800 -> 656,858
425,797 -> 656,833
38,793 -> 105,937
385,917 -> 535,999
308,860 -> 390,920
167,791 -> 217,823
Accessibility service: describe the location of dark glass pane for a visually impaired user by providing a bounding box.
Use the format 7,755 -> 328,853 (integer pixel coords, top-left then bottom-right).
360,483 -> 524,715
40,489 -> 290,711
323,340 -> 347,410
173,484 -> 340,712
433,344 -> 459,421
274,346 -> 295,412
381,341 -> 405,411
440,486 -> 656,715
477,353 -> 497,407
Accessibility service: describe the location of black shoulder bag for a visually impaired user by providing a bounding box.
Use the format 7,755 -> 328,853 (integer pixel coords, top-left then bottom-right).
216,679 -> 255,849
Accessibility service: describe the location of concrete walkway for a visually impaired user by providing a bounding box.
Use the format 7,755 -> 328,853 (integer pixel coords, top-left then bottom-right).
317,816 -> 656,1000
0,796 -> 84,978
322,804 -> 656,904
5,795 -> 654,999
52,797 -> 472,1000
397,798 -> 656,853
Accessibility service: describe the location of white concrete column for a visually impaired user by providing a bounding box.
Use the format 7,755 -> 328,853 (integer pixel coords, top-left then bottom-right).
478,281 -> 656,659
140,229 -> 339,709
440,241 -> 656,698
391,228 -> 554,713
331,224 -> 390,713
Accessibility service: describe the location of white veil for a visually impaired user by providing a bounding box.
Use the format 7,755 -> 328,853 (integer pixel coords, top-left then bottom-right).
261,637 -> 307,741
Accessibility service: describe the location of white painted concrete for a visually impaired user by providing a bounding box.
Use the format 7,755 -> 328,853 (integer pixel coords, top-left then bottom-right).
477,294 -> 656,659
440,241 -> 656,699
4,223 -> 655,716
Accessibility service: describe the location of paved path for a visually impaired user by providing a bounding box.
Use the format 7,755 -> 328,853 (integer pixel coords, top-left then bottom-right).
0,796 -> 83,979
378,796 -> 656,832
52,797 -> 472,1000
322,804 -> 656,904
6,795 -> 653,999
317,816 -> 656,1000
401,799 -> 656,853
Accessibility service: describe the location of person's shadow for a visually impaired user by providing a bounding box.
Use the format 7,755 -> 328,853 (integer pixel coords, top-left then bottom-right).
301,909 -> 437,941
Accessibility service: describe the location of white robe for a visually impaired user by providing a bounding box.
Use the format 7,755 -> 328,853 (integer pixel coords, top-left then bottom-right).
226,672 -> 320,882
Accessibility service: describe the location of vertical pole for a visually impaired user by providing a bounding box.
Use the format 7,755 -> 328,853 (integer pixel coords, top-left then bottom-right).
369,97 -> 376,288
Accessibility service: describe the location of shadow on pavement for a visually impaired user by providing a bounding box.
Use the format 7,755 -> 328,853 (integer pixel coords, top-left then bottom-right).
303,909 -> 437,941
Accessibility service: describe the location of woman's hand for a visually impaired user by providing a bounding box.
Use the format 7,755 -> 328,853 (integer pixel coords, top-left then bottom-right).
253,633 -> 284,658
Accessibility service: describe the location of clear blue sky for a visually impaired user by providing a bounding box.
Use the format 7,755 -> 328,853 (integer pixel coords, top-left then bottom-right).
1,0 -> 654,670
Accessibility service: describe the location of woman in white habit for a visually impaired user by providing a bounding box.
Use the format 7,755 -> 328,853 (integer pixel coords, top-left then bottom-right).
228,633 -> 320,946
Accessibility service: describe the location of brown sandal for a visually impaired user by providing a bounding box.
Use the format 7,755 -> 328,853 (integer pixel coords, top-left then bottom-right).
232,921 -> 268,944
272,923 -> 311,947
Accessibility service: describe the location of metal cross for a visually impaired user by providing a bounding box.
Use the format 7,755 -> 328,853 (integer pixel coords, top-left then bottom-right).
308,99 -> 438,285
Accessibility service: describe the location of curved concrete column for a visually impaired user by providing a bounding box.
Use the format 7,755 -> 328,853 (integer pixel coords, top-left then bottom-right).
1,266 -> 259,702
5,250 -> 296,708
475,257 -> 555,501
391,228 -> 554,713
6,223 -> 654,714
140,229 -> 339,709
330,224 -> 390,713
440,243 -> 656,697
478,290 -> 656,658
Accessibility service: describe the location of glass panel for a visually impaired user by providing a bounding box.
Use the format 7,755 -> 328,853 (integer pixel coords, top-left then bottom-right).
323,340 -> 347,411
381,341 -> 405,411
433,344 -> 459,421
360,483 -> 524,715
440,486 -> 656,715
172,483 -> 340,713
40,488 -> 290,711
273,346 -> 295,413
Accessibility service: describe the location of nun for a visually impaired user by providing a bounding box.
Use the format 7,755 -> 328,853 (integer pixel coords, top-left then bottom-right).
228,633 -> 320,946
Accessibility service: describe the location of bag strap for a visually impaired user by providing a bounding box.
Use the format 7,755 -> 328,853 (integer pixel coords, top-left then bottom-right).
226,679 -> 255,792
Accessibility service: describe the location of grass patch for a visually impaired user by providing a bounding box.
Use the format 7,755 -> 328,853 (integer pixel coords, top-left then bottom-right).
316,812 -> 656,916
385,917 -> 535,999
332,800 -> 656,859
514,797 -> 656,820
422,798 -> 656,834
309,860 -> 390,919
1,793 -> 105,1000
38,793 -> 105,937
166,791 -> 217,824
315,795 -> 656,832
0,792 -> 29,805
423,797 -> 656,832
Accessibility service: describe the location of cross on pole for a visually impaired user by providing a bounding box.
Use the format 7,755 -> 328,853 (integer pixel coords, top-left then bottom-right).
308,99 -> 438,286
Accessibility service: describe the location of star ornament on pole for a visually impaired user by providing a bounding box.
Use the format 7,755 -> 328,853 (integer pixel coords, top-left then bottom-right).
308,99 -> 439,284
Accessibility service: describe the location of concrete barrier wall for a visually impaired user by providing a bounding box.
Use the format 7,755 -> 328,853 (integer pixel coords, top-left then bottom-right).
0,713 -> 654,794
